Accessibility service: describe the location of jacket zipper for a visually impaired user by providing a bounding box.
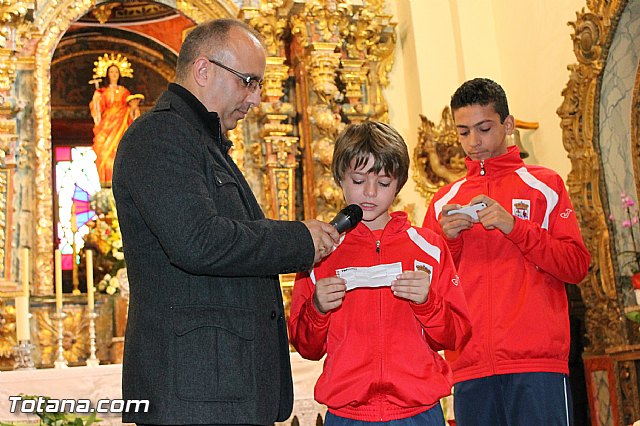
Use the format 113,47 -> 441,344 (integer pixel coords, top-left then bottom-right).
376,238 -> 383,421
483,162 -> 496,375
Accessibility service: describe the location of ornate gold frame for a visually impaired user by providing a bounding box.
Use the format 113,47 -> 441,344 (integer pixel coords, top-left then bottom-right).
560,2 -> 640,419
557,0 -> 629,353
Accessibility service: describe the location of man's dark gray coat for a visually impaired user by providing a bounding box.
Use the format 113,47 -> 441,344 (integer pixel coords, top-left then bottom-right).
112,85 -> 315,425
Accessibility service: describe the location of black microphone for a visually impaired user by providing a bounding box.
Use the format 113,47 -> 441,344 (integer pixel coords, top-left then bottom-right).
330,204 -> 363,233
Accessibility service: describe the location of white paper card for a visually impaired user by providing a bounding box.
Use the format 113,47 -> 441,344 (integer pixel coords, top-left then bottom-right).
335,262 -> 403,291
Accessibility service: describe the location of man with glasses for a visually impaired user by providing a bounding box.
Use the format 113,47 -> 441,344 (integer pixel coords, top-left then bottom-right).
112,18 -> 340,426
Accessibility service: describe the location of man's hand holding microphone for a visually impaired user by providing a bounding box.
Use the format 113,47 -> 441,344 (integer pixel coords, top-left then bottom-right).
303,204 -> 363,264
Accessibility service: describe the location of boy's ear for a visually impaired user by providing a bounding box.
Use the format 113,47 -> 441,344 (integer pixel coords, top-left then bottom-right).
504,115 -> 515,135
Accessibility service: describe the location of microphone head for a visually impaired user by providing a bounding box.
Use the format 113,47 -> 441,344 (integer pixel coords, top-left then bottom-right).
342,204 -> 363,226
330,204 -> 363,233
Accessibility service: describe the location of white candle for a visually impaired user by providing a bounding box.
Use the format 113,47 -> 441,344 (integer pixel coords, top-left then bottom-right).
15,296 -> 30,341
16,247 -> 30,341
21,247 -> 29,297
55,249 -> 63,312
86,249 -> 94,312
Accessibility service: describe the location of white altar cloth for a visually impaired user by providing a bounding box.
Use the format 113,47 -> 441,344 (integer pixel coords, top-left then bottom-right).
0,352 -> 326,425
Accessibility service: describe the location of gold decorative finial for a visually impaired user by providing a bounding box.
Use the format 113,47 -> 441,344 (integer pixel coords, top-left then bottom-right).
92,53 -> 133,80
91,3 -> 119,24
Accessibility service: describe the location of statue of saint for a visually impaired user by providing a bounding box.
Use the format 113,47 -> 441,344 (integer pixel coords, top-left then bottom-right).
89,53 -> 144,187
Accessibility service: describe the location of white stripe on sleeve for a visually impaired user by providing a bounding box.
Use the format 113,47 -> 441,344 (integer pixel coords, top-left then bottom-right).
407,228 -> 441,264
434,179 -> 466,219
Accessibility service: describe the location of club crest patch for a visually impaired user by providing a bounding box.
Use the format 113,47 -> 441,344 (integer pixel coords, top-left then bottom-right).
512,199 -> 531,220
414,260 -> 433,279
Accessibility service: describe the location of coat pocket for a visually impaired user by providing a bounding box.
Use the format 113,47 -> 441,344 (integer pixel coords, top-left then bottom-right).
209,167 -> 248,217
172,305 -> 255,402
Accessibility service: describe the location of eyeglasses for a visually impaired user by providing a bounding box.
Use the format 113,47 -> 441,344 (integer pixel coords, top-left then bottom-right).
207,58 -> 263,92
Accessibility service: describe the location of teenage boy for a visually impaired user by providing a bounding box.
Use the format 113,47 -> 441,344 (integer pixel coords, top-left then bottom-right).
289,121 -> 472,426
423,78 -> 590,426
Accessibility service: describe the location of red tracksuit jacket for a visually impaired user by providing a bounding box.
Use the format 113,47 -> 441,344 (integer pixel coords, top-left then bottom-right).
289,211 -> 471,421
423,146 -> 590,384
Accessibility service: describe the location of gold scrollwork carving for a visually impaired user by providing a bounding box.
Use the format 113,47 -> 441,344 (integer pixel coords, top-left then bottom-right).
0,169 -> 10,280
618,358 -> 640,424
558,2 -> 628,353
239,2 -> 287,58
0,303 -> 18,367
290,0 -> 351,48
91,3 -> 119,25
413,108 -> 466,207
308,43 -> 342,101
568,12 -> 605,66
0,50 -> 17,91
275,168 -> 294,220
36,309 -> 89,365
339,58 -> 368,104
632,59 -> 640,210
263,57 -> 290,102
0,0 -> 34,91
260,136 -> 298,221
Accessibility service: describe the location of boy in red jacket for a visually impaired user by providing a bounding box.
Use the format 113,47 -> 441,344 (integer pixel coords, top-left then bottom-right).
289,121 -> 471,426
423,78 -> 590,426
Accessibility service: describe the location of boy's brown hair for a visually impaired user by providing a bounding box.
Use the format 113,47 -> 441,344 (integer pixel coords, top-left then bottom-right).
332,121 -> 409,194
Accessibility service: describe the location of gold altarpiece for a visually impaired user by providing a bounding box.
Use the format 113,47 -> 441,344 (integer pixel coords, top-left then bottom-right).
0,0 -> 396,366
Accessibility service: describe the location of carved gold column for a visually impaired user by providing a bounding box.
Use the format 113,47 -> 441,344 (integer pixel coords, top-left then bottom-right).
0,50 -> 17,92
303,43 -> 344,222
290,1 -> 350,222
339,58 -> 370,123
263,135 -> 298,220
241,2 -> 299,221
259,55 -> 299,221
0,98 -> 20,365
340,2 -> 395,123
288,0 -> 396,221
259,56 -> 298,221
0,0 -> 33,91
0,113 -> 16,291
0,0 -> 34,292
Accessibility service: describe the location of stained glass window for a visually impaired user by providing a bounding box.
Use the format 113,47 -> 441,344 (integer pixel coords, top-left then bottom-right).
54,146 -> 101,270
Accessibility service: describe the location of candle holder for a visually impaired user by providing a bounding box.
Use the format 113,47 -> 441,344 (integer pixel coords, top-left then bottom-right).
85,311 -> 100,367
13,340 -> 36,370
51,311 -> 68,368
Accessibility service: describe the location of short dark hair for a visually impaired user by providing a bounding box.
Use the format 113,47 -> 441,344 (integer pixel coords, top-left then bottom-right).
332,121 -> 409,194
175,19 -> 263,82
450,78 -> 510,122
